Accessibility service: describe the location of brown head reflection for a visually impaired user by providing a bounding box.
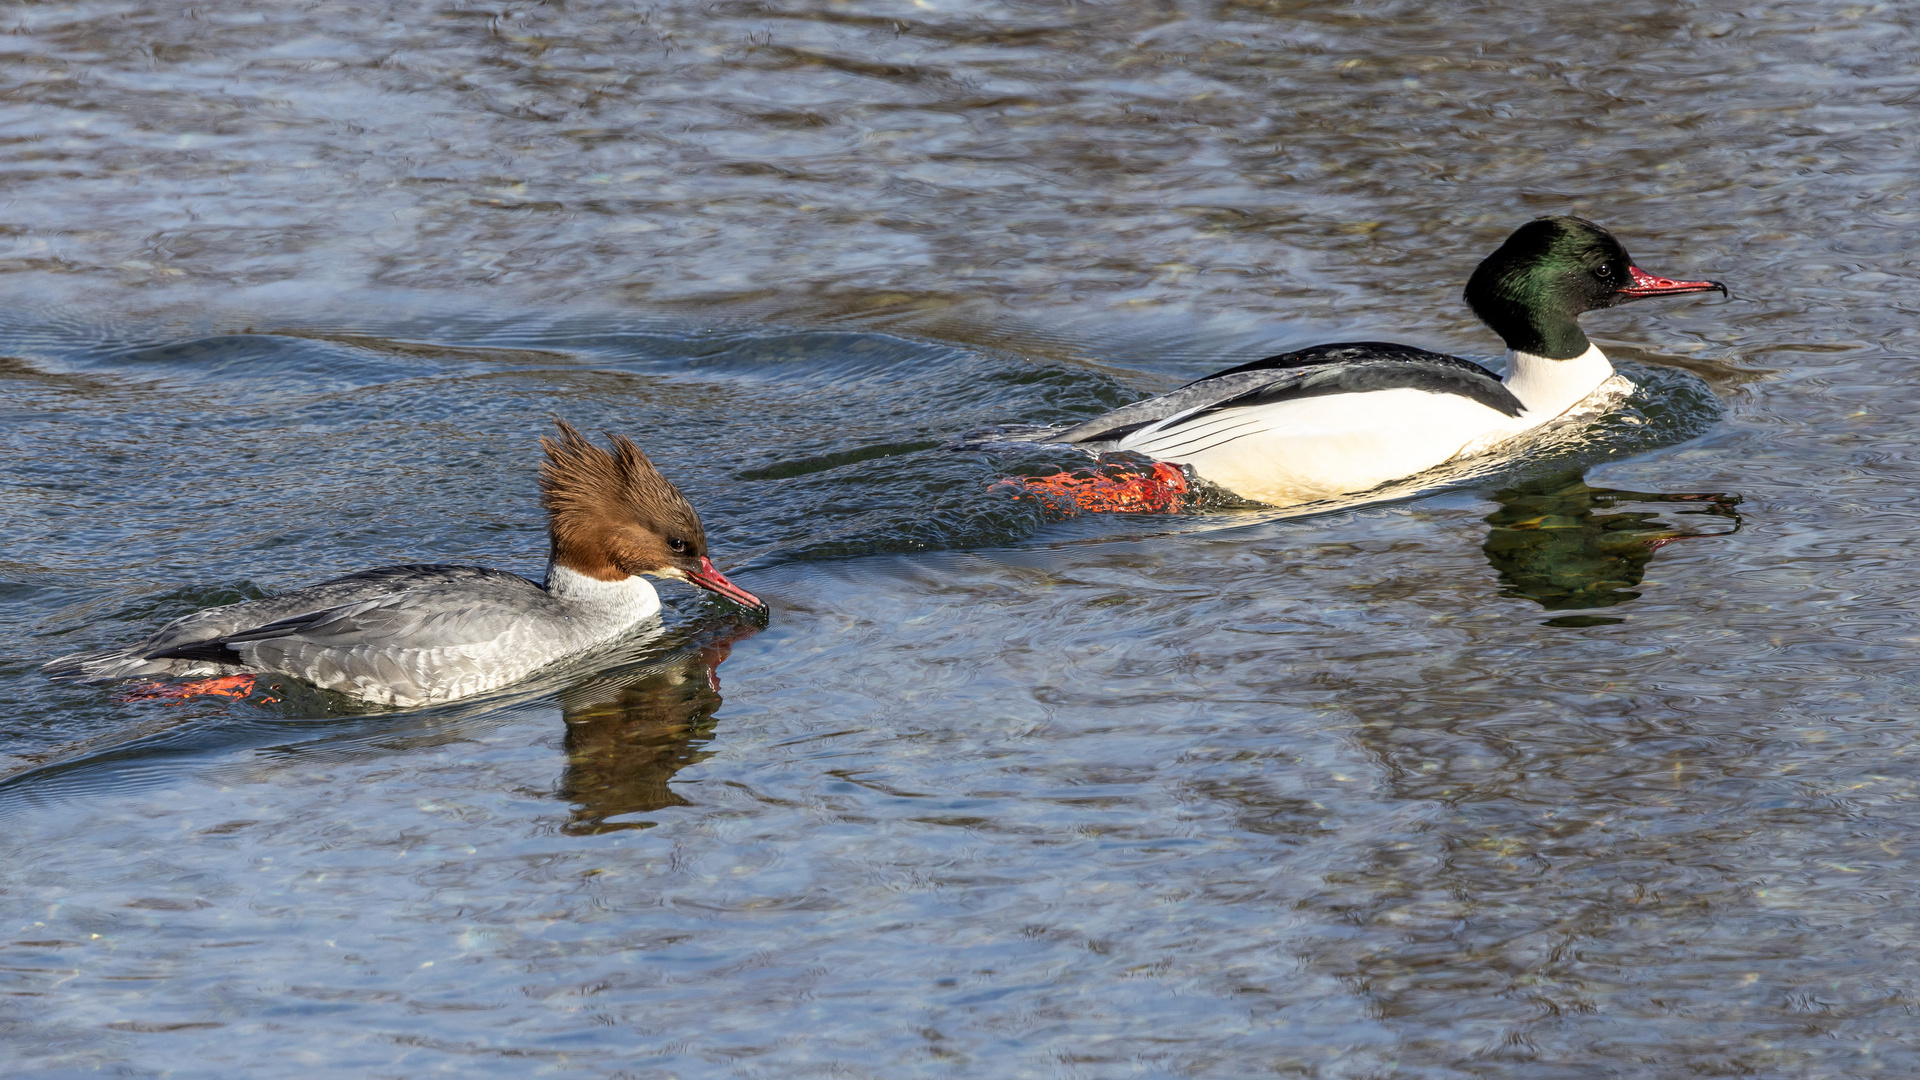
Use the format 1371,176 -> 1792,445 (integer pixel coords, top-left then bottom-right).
1482,472 -> 1740,626
555,623 -> 757,835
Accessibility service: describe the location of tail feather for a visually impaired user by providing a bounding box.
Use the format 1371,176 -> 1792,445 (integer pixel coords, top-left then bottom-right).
42,647 -> 219,681
43,647 -> 136,680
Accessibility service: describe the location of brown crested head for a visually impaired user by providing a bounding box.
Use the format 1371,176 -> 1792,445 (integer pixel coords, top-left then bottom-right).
538,421 -> 766,610
540,419 -> 709,582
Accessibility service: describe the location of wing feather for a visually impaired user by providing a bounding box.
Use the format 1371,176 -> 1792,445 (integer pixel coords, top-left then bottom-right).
142,565 -> 543,663
1055,342 -> 1518,448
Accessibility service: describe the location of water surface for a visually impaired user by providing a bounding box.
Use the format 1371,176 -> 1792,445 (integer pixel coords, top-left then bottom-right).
5,2 -> 1920,1077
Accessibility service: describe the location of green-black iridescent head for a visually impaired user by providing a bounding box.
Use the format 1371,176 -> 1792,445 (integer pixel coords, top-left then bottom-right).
1464,216 -> 1726,360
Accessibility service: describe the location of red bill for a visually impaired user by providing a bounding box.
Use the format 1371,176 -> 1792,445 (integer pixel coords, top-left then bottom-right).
1618,265 -> 1727,300
686,556 -> 765,610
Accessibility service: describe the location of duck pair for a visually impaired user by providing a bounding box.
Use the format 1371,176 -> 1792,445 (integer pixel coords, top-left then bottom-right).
46,216 -> 1724,708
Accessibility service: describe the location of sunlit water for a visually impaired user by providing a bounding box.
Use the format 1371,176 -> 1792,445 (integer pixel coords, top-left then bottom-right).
5,2 -> 1920,1077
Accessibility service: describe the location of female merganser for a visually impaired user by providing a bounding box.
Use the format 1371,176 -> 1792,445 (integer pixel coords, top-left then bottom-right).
1048,217 -> 1726,507
43,421 -> 765,708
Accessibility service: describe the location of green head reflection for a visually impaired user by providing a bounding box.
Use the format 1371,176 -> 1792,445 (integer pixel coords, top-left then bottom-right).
1482,472 -> 1740,622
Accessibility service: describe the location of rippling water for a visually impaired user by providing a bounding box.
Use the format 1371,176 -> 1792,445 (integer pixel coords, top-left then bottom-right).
5,2 -> 1920,1077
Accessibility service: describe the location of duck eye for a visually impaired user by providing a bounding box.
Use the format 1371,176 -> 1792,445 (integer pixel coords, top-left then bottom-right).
668,538 -> 688,554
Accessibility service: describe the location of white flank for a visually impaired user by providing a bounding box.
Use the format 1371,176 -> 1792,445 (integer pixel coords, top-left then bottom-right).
1120,344 -> 1628,506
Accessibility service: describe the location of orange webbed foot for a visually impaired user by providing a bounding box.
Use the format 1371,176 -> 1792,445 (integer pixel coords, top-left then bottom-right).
996,460 -> 1190,516
118,674 -> 258,704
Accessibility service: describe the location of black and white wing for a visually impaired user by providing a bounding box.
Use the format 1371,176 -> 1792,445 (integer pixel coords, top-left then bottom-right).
1055,342 -> 1520,451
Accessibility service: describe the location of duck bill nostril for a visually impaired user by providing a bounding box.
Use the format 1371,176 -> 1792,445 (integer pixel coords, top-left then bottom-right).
1617,265 -> 1728,300
686,556 -> 765,610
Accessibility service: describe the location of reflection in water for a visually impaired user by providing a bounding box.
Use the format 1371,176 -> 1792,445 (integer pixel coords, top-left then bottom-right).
554,625 -> 754,835
1483,472 -> 1741,623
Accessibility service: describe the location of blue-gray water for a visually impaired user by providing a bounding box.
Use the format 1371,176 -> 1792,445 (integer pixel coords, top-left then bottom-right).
3,2 -> 1918,1077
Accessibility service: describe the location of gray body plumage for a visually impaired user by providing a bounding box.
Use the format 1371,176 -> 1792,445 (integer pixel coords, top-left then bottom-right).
43,562 -> 663,708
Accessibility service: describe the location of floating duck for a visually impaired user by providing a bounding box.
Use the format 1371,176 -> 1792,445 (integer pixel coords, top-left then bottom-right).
1038,216 -> 1725,507
45,421 -> 763,707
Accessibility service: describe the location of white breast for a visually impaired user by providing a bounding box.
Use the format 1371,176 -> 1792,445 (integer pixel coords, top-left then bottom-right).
543,563 -> 664,629
1501,343 -> 1615,421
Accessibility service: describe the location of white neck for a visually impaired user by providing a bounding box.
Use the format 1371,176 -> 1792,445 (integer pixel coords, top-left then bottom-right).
1502,343 -> 1614,421
543,561 -> 661,623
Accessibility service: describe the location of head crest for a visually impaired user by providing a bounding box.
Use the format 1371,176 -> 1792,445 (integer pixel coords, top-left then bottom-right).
539,420 -> 707,579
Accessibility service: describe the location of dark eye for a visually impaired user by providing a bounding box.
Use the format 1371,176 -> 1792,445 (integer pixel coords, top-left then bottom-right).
668,538 -> 688,554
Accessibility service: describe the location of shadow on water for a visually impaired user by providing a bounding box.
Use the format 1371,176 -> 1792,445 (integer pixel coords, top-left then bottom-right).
1482,471 -> 1742,626
555,632 -> 747,835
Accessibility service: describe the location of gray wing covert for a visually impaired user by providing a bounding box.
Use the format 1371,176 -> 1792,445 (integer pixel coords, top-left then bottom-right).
136,565 -> 534,660
170,572 -> 555,705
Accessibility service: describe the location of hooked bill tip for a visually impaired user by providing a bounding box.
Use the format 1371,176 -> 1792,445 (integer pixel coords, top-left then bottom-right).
1619,265 -> 1727,299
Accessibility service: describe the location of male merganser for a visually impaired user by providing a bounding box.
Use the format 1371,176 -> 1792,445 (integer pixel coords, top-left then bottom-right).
1045,217 -> 1726,507
43,421 -> 765,708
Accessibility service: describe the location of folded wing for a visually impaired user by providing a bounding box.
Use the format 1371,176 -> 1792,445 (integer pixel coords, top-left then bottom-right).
1056,342 -> 1519,451
144,565 -> 551,704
